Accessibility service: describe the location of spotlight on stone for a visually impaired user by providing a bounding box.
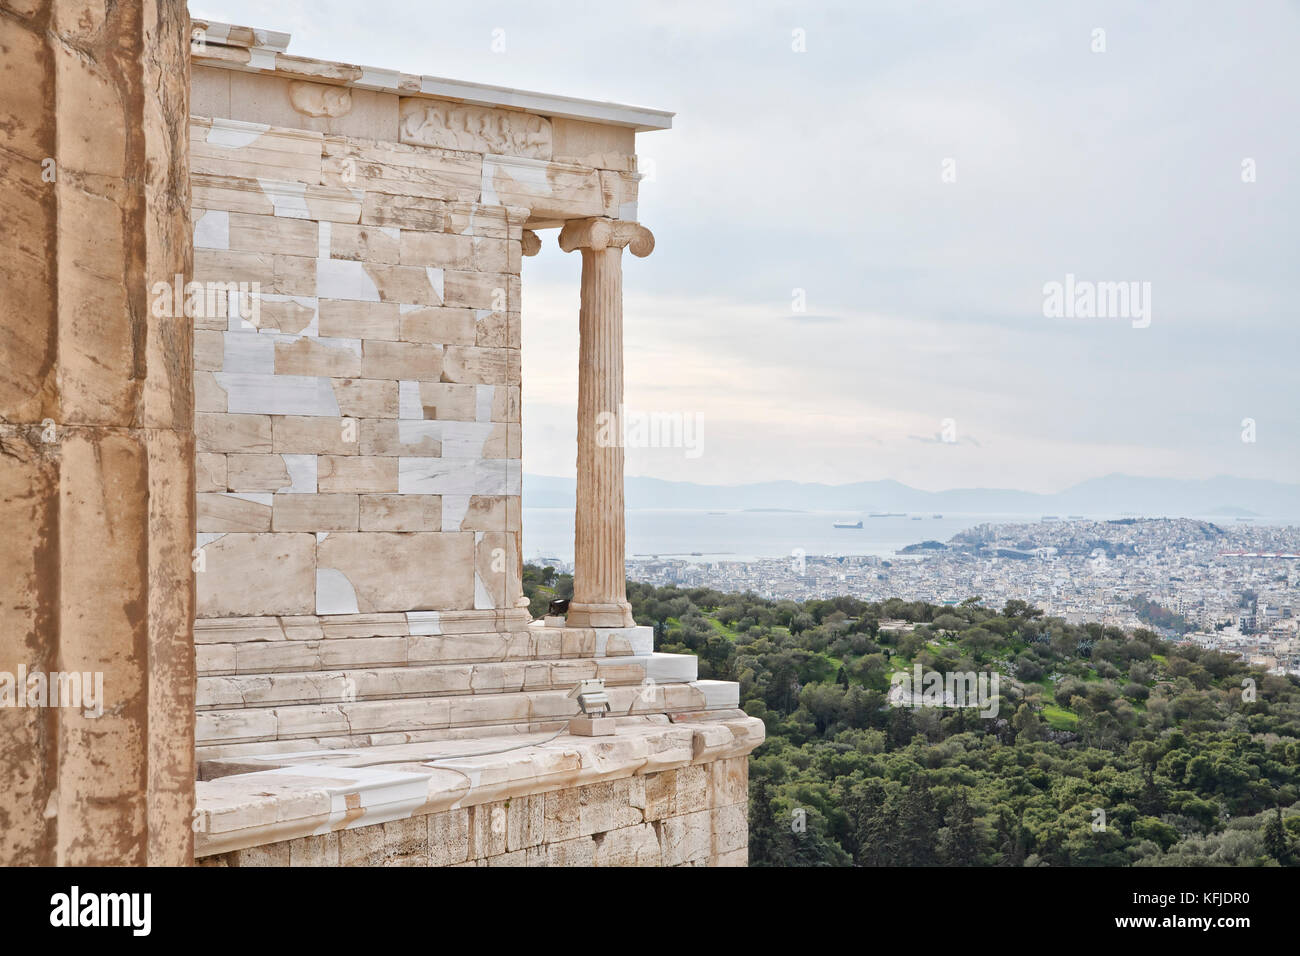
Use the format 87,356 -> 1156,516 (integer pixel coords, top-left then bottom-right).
568,678 -> 615,736
545,597 -> 570,628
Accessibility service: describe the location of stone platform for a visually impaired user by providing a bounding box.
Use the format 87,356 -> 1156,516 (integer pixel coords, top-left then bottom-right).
195,711 -> 762,867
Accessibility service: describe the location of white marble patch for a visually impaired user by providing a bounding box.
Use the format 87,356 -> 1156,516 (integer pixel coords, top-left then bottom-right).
692,679 -> 741,709
317,257 -> 380,302
475,385 -> 495,423
248,48 -> 277,71
643,652 -> 699,683
258,179 -> 310,219
207,117 -> 270,150
474,459 -> 519,495
398,458 -> 476,495
397,420 -> 442,450
359,66 -> 401,90
398,380 -> 424,420
481,154 -> 552,207
215,372 -> 341,416
193,209 -> 230,250
594,625 -> 654,658
474,569 -> 495,610
227,492 -> 273,506
406,611 -> 442,636
440,495 -> 470,532
222,332 -> 276,374
316,568 -> 359,615
281,454 -> 318,494
439,421 -> 493,458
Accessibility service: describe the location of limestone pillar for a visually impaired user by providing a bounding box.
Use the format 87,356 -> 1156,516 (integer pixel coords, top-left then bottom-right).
558,218 -> 654,628
0,0 -> 195,865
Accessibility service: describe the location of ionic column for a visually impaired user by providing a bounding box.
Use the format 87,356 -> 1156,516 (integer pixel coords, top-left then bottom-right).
0,0 -> 194,865
558,218 -> 654,629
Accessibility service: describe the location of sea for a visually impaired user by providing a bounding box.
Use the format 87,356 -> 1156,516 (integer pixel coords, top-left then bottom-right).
522,508 -> 1300,565
527,509 -> 1047,564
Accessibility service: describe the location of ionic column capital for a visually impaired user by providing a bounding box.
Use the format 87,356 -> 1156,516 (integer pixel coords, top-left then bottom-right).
558,217 -> 655,258
521,229 -> 541,257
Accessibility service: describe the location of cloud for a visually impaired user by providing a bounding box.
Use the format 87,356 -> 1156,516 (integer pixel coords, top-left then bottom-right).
197,0 -> 1300,491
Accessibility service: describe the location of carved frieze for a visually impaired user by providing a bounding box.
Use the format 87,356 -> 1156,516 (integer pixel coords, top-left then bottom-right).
399,99 -> 552,159
288,81 -> 353,118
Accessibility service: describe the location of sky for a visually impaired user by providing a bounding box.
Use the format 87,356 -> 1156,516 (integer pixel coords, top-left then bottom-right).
195,0 -> 1300,493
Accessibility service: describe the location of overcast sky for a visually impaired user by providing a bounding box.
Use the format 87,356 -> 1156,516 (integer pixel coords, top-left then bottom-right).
196,0 -> 1300,493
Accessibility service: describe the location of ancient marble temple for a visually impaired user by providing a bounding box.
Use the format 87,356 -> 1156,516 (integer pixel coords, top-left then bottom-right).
0,4 -> 762,867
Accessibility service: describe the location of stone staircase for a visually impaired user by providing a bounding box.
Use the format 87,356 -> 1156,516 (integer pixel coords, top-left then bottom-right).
194,613 -> 739,768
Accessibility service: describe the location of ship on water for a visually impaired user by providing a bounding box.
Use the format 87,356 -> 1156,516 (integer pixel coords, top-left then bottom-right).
869,512 -> 904,518
833,519 -> 864,529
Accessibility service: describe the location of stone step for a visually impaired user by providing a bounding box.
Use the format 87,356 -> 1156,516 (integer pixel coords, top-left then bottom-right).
195,706 -> 754,767
197,623 -> 654,676
196,652 -> 699,709
198,719 -> 564,766
195,679 -> 741,748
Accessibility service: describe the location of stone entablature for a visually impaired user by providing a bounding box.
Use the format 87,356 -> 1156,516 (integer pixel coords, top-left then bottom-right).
188,18 -> 673,134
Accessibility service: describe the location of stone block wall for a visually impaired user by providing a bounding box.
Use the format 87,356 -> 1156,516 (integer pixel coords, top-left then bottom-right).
198,756 -> 749,867
182,26 -> 760,868
184,42 -> 678,758
190,108 -> 526,626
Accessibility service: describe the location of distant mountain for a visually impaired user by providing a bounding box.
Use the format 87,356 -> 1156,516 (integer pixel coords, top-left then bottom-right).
522,473 -> 1300,518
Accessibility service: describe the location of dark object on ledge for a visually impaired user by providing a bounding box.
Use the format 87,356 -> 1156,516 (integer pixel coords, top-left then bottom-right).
548,598 -> 570,617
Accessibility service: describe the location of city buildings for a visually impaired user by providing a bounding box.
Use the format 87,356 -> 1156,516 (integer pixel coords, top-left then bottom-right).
622,518 -> 1300,676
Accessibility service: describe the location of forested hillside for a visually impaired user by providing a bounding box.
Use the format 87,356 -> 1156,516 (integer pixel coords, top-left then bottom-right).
523,565 -> 1300,866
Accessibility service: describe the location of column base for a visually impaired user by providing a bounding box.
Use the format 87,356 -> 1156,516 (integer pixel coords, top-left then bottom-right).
565,601 -> 635,628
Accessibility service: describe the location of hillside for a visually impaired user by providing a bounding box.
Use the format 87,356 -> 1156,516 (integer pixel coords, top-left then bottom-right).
524,565 -> 1300,866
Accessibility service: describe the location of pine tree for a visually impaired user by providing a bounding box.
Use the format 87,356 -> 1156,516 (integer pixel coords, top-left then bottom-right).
749,777 -> 775,866
888,704 -> 916,751
849,780 -> 890,866
894,774 -> 939,866
1263,805 -> 1291,865
938,791 -> 980,865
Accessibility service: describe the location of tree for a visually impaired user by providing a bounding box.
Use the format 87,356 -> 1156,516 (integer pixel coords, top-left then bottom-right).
938,791 -> 981,865
892,775 -> 940,866
1264,805 -> 1292,865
